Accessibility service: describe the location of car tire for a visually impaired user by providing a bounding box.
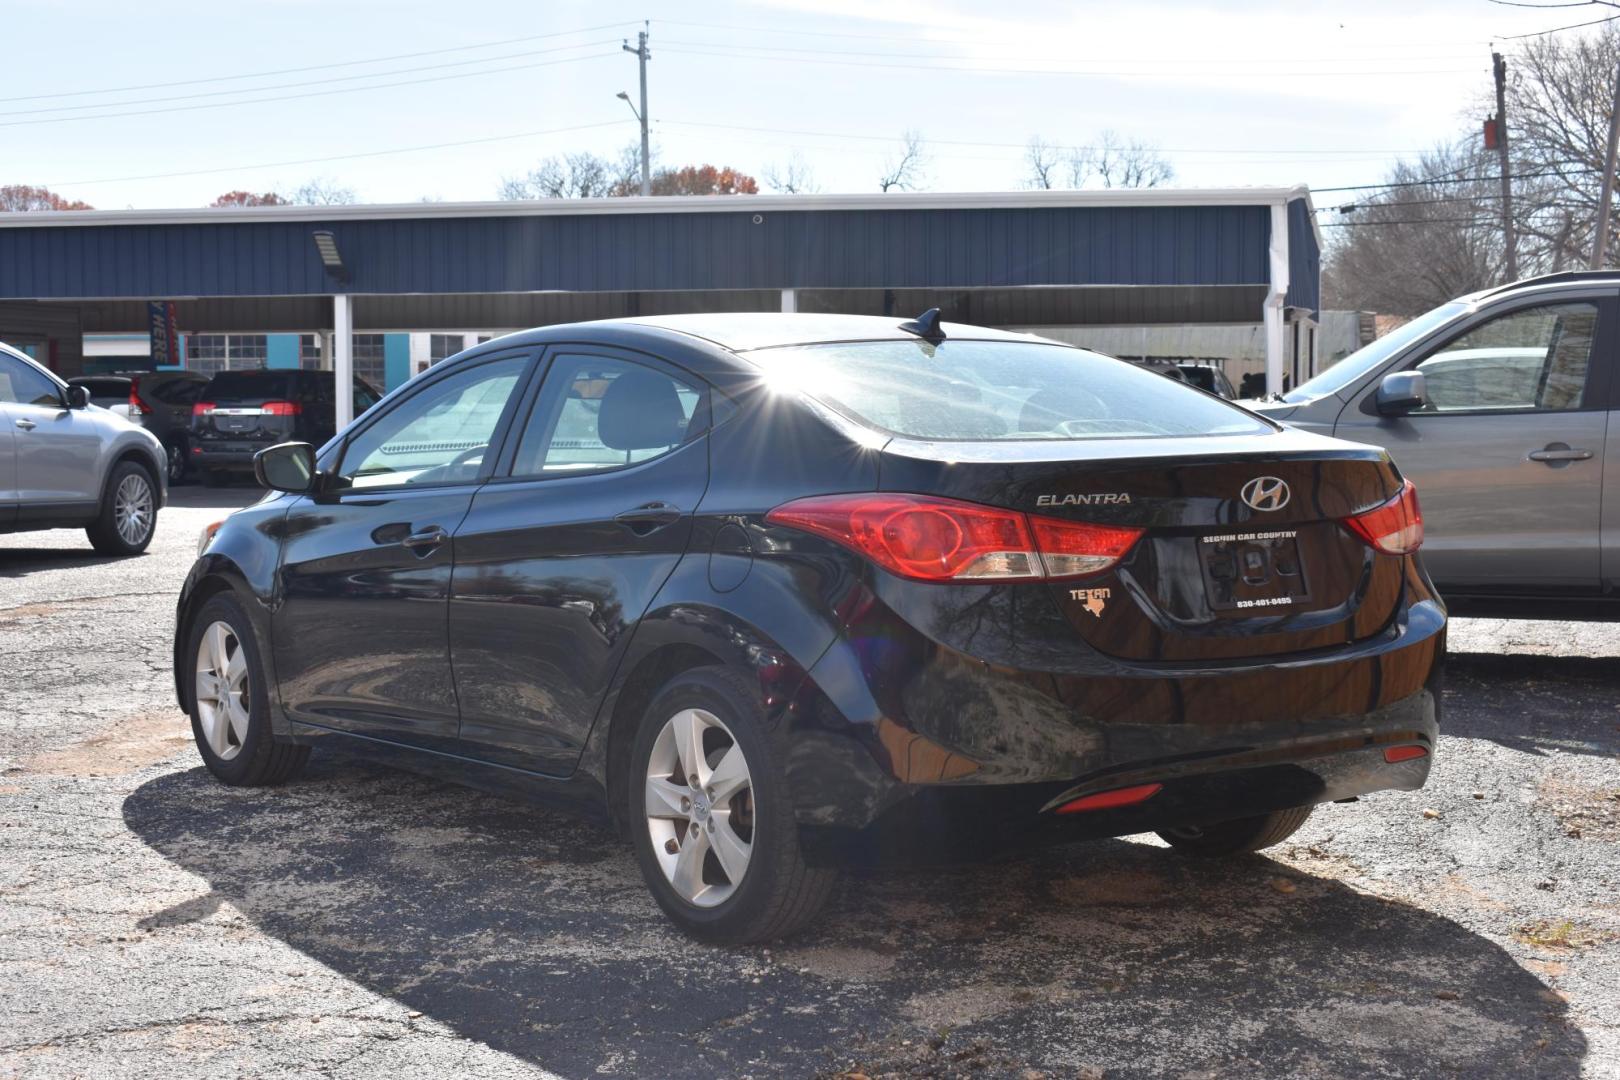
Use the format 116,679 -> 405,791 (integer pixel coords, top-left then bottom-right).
628,666 -> 838,944
164,437 -> 189,484
185,593 -> 309,787
1157,805 -> 1314,857
85,460 -> 158,556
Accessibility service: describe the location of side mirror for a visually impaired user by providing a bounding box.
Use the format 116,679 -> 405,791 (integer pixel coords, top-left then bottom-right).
1376,371 -> 1428,416
65,384 -> 91,409
253,441 -> 317,493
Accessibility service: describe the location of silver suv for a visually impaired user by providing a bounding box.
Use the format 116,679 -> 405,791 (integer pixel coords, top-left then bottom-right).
1248,271 -> 1617,618
0,342 -> 167,555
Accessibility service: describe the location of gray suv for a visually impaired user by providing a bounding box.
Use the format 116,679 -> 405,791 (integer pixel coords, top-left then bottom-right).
0,342 -> 168,555
1248,271 -> 1617,618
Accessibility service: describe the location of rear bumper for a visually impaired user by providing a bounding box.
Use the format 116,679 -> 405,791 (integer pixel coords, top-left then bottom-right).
782,573 -> 1445,834
191,444 -> 267,469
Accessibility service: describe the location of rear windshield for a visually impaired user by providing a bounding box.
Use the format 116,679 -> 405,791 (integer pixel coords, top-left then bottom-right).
203,371 -> 291,400
747,339 -> 1273,441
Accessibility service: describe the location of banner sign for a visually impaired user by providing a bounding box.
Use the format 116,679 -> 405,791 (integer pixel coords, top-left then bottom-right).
147,301 -> 180,367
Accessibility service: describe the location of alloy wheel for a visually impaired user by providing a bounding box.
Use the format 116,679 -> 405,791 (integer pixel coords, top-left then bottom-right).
114,473 -> 154,545
195,621 -> 250,761
644,708 -> 754,907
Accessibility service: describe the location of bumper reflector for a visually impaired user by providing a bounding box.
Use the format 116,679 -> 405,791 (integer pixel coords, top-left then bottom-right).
1383,744 -> 1429,764
1055,782 -> 1163,814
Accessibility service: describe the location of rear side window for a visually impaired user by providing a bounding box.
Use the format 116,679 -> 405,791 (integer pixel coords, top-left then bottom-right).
78,378 -> 129,400
748,339 -> 1271,441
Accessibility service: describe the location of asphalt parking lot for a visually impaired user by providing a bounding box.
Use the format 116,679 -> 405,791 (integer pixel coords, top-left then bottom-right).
1,489 -> 1617,1079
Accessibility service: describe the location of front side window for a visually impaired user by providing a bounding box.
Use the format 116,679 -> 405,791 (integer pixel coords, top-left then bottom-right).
748,339 -> 1271,441
1413,303 -> 1597,413
511,356 -> 703,477
0,355 -> 62,407
337,357 -> 527,488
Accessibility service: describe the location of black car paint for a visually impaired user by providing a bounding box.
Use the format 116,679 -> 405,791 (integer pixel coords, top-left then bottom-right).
175,319 -> 1444,853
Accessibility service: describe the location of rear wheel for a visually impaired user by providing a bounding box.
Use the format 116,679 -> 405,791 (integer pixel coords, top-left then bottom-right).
86,461 -> 157,555
164,438 -> 188,484
186,594 -> 309,786
629,667 -> 837,943
1157,805 -> 1314,857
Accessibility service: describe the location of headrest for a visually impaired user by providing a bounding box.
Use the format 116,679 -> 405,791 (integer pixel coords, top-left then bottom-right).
597,369 -> 688,451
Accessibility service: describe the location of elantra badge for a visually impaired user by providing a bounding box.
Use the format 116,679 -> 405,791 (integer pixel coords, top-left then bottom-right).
1240,476 -> 1290,512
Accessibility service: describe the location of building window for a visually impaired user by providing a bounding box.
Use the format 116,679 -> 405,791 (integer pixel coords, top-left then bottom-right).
299,333 -> 324,370
186,334 -> 267,376
352,333 -> 386,389
429,334 -> 464,366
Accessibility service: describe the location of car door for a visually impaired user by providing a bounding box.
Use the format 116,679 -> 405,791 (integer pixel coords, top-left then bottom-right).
0,352 -> 103,509
448,348 -> 712,775
0,392 -> 15,529
1334,295 -> 1614,590
272,351 -> 536,748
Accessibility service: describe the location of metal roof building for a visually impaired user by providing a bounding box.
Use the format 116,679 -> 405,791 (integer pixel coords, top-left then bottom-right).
0,187 -> 1320,422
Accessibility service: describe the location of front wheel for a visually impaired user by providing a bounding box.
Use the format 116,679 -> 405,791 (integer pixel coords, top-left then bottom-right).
86,461 -> 157,555
1157,805 -> 1314,857
629,667 -> 837,943
186,594 -> 309,786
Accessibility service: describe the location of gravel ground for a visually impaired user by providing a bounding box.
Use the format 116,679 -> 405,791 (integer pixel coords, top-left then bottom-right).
1,489 -> 1617,1079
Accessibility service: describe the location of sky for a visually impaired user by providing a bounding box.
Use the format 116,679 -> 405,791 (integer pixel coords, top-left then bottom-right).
3,0 -> 1607,216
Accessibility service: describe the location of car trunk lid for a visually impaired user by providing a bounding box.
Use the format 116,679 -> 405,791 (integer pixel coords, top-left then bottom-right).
876,427 -> 1410,662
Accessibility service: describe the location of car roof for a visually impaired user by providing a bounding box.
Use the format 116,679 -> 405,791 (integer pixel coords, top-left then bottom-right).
598,313 -> 1051,353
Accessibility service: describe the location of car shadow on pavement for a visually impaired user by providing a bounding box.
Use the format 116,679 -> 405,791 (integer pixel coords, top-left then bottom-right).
123,756 -> 1584,1079
1446,652 -> 1620,759
0,547 -> 133,577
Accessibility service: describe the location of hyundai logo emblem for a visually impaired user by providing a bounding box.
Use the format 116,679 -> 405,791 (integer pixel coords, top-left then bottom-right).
1240,476 -> 1291,512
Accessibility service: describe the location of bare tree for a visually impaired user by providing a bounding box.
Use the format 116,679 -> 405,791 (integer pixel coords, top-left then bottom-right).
500,144 -> 648,199
0,184 -> 92,211
764,154 -> 819,194
878,130 -> 928,192
1323,141 -> 1504,315
1071,131 -> 1175,189
289,177 -> 358,205
1506,25 -> 1620,267
1023,137 -> 1060,190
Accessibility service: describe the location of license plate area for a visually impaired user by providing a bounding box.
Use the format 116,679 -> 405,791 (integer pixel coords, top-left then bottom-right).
1198,528 -> 1310,612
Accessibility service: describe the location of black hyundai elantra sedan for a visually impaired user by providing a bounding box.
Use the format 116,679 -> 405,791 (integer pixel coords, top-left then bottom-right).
175,312 -> 1443,943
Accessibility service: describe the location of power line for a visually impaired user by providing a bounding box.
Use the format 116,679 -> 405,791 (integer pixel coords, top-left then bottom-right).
1312,164 -> 1599,193
1322,217 -> 1500,226
0,21 -> 642,104
654,44 -> 1479,78
1499,13 -> 1620,37
41,120 -> 636,190
655,118 -> 1427,157
0,40 -> 622,119
0,51 -> 619,129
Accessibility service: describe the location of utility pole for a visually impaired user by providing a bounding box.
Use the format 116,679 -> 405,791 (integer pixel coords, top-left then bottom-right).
623,24 -> 651,196
1493,52 -> 1517,281
1592,51 -> 1620,269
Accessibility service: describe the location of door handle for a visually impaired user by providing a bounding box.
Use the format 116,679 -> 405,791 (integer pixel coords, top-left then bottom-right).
1527,444 -> 1592,465
14,418 -> 35,431
614,502 -> 683,535
402,526 -> 449,552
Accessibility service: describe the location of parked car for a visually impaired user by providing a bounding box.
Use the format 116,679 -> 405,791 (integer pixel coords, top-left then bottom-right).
190,369 -> 381,486
1175,363 -> 1237,398
175,312 -> 1443,942
0,342 -> 167,554
1248,270 -> 1618,618
68,371 -> 209,484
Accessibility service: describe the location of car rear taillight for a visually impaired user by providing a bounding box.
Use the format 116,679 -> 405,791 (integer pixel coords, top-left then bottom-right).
765,493 -> 1144,583
1342,479 -> 1423,555
128,381 -> 154,415
192,401 -> 216,417
261,400 -> 301,417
